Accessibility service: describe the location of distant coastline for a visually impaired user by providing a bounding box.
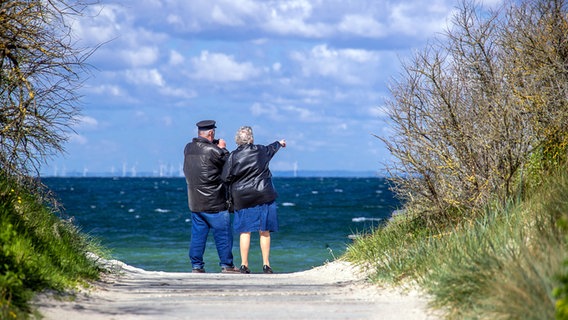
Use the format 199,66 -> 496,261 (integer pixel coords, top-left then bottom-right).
40,170 -> 382,178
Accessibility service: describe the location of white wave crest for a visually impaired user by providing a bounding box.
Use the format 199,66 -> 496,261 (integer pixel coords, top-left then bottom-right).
352,217 -> 382,223
281,202 -> 296,207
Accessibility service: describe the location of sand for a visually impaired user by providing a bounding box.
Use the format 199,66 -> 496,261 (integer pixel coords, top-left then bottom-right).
33,257 -> 442,320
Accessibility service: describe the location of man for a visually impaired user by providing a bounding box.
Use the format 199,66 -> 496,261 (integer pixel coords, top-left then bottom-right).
183,120 -> 239,273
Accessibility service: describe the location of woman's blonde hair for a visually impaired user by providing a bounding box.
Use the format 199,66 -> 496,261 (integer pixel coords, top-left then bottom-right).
235,126 -> 254,146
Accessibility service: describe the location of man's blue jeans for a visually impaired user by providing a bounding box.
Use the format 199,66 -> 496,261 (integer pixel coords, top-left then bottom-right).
189,210 -> 234,270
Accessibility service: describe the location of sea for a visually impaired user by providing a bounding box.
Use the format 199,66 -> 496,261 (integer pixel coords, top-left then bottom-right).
42,177 -> 400,274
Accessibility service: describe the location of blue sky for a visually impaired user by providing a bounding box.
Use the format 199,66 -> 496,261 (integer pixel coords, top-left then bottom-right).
41,0 -> 500,177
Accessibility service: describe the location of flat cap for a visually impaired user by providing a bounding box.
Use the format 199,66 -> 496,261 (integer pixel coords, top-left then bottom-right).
196,120 -> 217,130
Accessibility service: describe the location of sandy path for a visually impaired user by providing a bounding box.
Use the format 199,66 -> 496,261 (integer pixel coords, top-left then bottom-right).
33,259 -> 441,320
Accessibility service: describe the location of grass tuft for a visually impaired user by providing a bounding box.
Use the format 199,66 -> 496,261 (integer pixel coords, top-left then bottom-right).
0,176 -> 104,319
344,167 -> 568,319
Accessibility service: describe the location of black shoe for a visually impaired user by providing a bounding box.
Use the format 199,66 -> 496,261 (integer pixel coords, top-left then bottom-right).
221,266 -> 240,274
192,268 -> 205,273
239,265 -> 251,274
263,265 -> 273,274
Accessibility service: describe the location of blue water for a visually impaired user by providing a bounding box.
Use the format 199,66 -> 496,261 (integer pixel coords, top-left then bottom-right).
43,177 -> 399,273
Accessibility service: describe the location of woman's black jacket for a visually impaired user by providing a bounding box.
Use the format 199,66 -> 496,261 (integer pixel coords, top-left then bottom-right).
221,141 -> 281,211
183,137 -> 229,213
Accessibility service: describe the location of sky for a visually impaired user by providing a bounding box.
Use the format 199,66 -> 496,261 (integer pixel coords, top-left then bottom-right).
41,0 -> 501,177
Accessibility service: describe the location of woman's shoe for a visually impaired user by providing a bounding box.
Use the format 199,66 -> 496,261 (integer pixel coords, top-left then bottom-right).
262,265 -> 273,274
240,265 -> 251,274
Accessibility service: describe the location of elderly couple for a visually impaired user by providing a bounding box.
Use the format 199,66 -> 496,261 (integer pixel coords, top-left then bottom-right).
183,120 -> 286,274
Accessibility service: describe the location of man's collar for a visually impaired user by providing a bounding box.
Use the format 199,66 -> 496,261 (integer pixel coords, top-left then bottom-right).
195,136 -> 212,143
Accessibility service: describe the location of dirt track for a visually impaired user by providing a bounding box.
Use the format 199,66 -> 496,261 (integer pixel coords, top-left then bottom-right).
33,259 -> 441,320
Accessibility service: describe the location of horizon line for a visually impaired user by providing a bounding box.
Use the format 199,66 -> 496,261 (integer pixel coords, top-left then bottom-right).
40,169 -> 383,178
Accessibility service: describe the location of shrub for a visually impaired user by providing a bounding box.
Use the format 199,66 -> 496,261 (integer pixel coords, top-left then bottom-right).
0,176 -> 102,318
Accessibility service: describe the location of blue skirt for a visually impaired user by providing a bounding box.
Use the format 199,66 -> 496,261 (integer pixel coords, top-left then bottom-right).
233,201 -> 279,233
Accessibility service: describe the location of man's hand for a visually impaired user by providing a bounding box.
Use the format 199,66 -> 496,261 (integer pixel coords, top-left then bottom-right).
279,139 -> 286,147
218,139 -> 227,148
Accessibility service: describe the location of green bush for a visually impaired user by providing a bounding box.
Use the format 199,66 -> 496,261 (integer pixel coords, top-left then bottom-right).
0,176 -> 103,319
345,167 -> 568,319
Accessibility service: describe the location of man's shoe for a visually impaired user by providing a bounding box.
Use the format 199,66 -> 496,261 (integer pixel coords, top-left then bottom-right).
221,266 -> 240,274
192,268 -> 205,273
240,265 -> 251,274
263,265 -> 273,274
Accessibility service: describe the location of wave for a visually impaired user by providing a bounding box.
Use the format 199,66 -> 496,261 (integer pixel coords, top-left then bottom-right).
281,202 -> 296,207
154,208 -> 171,213
352,217 -> 382,223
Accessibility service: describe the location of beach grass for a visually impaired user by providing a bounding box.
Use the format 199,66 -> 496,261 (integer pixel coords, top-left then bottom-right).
344,168 -> 568,319
0,176 -> 104,319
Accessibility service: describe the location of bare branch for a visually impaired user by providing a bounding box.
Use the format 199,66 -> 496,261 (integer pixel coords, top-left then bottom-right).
0,0 -> 96,184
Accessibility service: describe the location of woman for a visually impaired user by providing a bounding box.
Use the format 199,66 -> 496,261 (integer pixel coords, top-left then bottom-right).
221,126 -> 286,274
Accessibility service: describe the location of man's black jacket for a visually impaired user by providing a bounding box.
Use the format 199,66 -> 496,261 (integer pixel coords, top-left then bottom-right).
183,137 -> 229,213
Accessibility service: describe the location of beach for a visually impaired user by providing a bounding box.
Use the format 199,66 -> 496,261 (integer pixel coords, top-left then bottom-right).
33,257 -> 441,320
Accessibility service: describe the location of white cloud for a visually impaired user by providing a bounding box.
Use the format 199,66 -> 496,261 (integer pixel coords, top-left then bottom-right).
276,0 -> 313,15
145,0 -> 457,41
272,62 -> 282,72
484,0 -> 505,6
297,88 -> 325,97
281,105 -> 317,122
388,2 -> 453,37
74,2 -> 169,71
74,115 -> 99,130
135,110 -> 147,119
72,4 -> 125,45
251,102 -> 279,118
85,84 -> 123,97
338,15 -> 386,38
250,102 -> 322,123
367,106 -> 388,118
169,50 -> 185,66
125,69 -> 165,87
120,46 -> 160,67
211,4 -> 243,26
158,87 -> 197,99
162,116 -> 173,126
164,0 -> 261,31
190,51 -> 260,82
78,0 -> 458,51
69,134 -> 89,145
291,44 -> 381,85
296,88 -> 325,104
261,1 -> 334,37
165,13 -> 188,29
